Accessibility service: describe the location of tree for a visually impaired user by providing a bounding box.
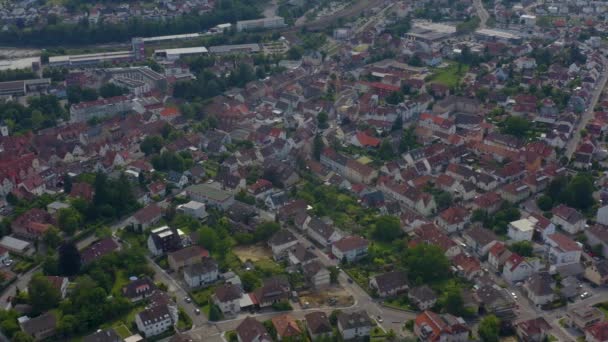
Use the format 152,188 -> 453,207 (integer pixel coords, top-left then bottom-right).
63,174 -> 72,194
58,242 -> 81,276
241,272 -> 261,292
313,134 -> 324,161
562,174 -> 595,211
28,274 -> 61,313
140,136 -> 164,156
372,216 -> 402,242
42,226 -> 62,249
479,315 -> 500,342
501,116 -> 530,138
286,46 -> 303,60
399,127 -> 418,153
209,304 -> 222,321
253,222 -> 280,242
403,244 -> 450,284
57,314 -> 78,336
386,91 -> 404,105
329,266 -> 339,284
317,112 -> 328,129
57,208 -> 83,235
99,83 -> 127,98
510,241 -> 533,257
198,226 -> 219,252
441,281 -> 465,316
435,192 -> 453,210
378,140 -> 395,160
536,195 -> 553,211
11,332 -> 34,342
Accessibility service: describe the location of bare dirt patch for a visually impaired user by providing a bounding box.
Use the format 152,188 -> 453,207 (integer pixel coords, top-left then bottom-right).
233,244 -> 273,262
299,286 -> 355,308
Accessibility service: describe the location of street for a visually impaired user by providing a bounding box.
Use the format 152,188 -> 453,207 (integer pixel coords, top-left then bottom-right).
472,0 -> 489,29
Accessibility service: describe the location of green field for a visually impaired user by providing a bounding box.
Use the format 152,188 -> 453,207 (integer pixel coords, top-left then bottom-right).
428,63 -> 469,88
113,324 -> 132,339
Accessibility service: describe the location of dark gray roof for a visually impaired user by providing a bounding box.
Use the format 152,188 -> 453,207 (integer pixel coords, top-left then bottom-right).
268,229 -> 297,247
408,285 -> 437,303
337,311 -> 372,330
373,271 -> 409,293
137,304 -> 172,326
83,329 -> 121,342
184,258 -> 218,278
20,312 -> 57,336
526,272 -> 554,296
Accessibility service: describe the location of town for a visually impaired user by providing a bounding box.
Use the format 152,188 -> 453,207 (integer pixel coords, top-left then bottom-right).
0,0 -> 608,341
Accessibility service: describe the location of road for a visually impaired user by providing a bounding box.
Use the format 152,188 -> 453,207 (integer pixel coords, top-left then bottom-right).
0,265 -> 40,310
291,0 -> 385,31
565,56 -> 608,159
472,0 -> 490,29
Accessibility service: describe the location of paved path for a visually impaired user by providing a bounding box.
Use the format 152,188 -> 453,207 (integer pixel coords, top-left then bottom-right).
473,0 -> 490,28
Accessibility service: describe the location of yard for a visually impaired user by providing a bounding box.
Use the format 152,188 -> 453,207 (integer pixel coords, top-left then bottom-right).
298,286 -> 354,308
233,244 -> 273,263
111,270 -> 130,296
112,324 -> 132,339
428,63 -> 469,88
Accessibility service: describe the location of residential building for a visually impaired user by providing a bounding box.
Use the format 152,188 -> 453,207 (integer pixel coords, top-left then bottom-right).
545,233 -> 582,266
585,260 -> 608,286
337,311 -> 373,340
305,312 -> 332,340
186,183 -> 235,209
551,204 -> 586,234
213,284 -> 242,316
183,258 -> 219,288
306,217 -> 343,247
508,217 -> 536,242
20,312 -> 57,341
46,276 -> 69,299
176,201 -> 208,221
514,317 -> 551,342
586,225 -> 608,258
147,226 -> 182,257
236,317 -> 272,342
81,237 -> 119,265
135,304 -> 176,338
369,271 -> 409,297
122,277 -> 157,302
414,310 -> 469,342
586,322 -> 608,342
125,203 -> 162,231
408,285 -> 437,310
253,276 -> 291,308
331,236 -> 369,263
82,328 -> 122,342
268,229 -> 298,261
462,226 -> 498,256
271,314 -> 301,341
502,253 -> 534,284
302,260 -> 331,288
567,307 -> 604,330
168,246 -> 209,271
523,272 -> 555,307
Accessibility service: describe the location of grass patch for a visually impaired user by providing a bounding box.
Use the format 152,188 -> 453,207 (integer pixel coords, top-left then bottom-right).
428,63 -> 469,88
177,308 -> 193,330
384,296 -> 414,311
113,324 -> 131,339
111,270 -> 129,296
192,286 -> 215,307
13,261 -> 34,273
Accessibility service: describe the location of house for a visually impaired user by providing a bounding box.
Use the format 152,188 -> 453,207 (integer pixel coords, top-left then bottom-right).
287,243 -> 317,266
567,307 -> 604,330
167,246 -> 209,271
523,272 -> 555,307
337,311 -> 373,340
183,258 -> 219,288
451,253 -> 483,280
166,170 -> 189,188
331,236 -> 369,263
147,226 -> 182,256
598,205 -> 608,226
125,204 -> 162,231
11,208 -> 54,240
176,201 -> 208,221
436,206 -> 470,233
586,322 -> 608,342
586,225 -> 608,258
236,317 -> 272,342
411,224 -> 461,258
488,242 -> 512,271
305,312 -> 332,340
514,317 -> 551,342
585,260 -> 608,286
545,233 -> 582,266
551,204 -> 586,234
462,226 -> 498,256
414,310 -> 469,342
369,271 -> 409,297
122,277 -> 157,302
272,314 -> 302,341
254,276 -> 291,308
408,285 -> 437,310
306,217 -> 343,247
20,312 -> 57,341
248,179 -> 274,199
508,218 -> 536,242
474,284 -> 516,318
213,284 -> 242,316
81,237 -> 119,265
46,276 -> 69,299
135,304 -> 176,338
502,253 -> 534,284
82,328 -> 122,342
268,229 -> 298,260
302,260 -> 331,288
351,131 -> 381,148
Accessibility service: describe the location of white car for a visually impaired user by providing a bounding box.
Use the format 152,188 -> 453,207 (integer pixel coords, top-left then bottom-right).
581,292 -> 591,299
511,292 -> 518,299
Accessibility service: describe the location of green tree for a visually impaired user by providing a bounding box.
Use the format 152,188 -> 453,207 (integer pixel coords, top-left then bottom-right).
198,226 -> 219,252
536,195 -> 553,211
241,272 -> 261,292
57,208 -> 83,235
329,266 -> 339,284
440,281 -> 464,316
58,242 -> 81,276
399,127 -> 418,153
562,174 -> 595,210
435,192 -> 453,210
479,315 -> 500,342
317,112 -> 328,129
253,222 -> 280,242
57,314 -> 78,336
28,274 -> 61,313
140,135 -> 164,156
386,91 -> 404,105
42,226 -> 62,249
403,244 -> 450,284
501,116 -> 530,138
209,304 -> 222,321
372,216 -> 402,242
510,241 -> 533,257
378,140 -> 395,160
99,83 -> 128,98
11,332 -> 34,342
313,134 -> 324,161
63,174 -> 72,194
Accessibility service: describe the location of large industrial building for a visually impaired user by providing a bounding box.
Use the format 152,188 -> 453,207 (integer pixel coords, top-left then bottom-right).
208,43 -> 261,55
0,78 -> 51,97
153,46 -> 209,61
474,28 -> 522,44
49,37 -> 145,68
236,17 -> 285,32
69,95 -> 144,122
406,21 -> 457,43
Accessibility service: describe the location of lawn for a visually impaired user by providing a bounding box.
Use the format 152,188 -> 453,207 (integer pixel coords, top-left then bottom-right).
12,261 -> 34,273
192,287 -> 215,307
177,308 -> 193,331
384,296 -> 414,311
112,324 -> 131,339
111,270 -> 129,296
428,63 -> 469,88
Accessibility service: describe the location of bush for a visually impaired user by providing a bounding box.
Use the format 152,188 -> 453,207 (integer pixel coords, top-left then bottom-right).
208,304 -> 223,321
271,301 -> 293,311
405,319 -> 414,331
